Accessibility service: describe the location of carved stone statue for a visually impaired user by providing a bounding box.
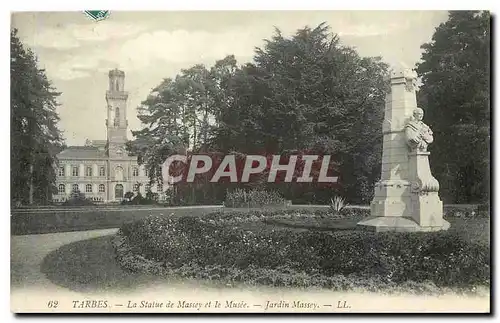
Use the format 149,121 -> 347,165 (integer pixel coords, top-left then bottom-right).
359,67 -> 448,232
405,108 -> 433,152
404,107 -> 440,194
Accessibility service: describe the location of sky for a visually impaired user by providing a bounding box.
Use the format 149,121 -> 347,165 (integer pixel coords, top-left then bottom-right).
11,11 -> 449,146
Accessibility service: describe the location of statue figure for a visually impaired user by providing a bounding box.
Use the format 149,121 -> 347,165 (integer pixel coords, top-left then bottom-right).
405,108 -> 433,152
405,107 -> 440,193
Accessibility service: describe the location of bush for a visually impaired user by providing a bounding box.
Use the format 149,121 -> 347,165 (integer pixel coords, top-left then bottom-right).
328,196 -> 348,215
62,191 -> 95,206
225,188 -> 286,208
124,191 -> 134,201
115,212 -> 490,289
121,192 -> 157,205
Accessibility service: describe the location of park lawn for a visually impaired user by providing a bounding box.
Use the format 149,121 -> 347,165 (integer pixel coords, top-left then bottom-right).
245,213 -> 490,245
262,215 -> 364,232
446,217 -> 490,245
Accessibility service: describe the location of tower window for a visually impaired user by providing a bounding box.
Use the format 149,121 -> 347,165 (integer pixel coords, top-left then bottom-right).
114,107 -> 120,126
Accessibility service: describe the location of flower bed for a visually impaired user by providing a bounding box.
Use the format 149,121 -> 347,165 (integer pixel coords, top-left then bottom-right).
113,211 -> 490,292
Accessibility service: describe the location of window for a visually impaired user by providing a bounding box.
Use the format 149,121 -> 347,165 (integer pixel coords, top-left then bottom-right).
145,169 -> 149,177
99,167 -> 105,177
99,184 -> 105,193
85,184 -> 93,193
58,184 -> 65,194
58,166 -> 65,177
72,166 -> 79,177
115,184 -> 124,198
133,167 -> 139,177
114,108 -> 120,126
86,166 -> 92,177
72,184 -> 79,193
115,166 -> 124,181
145,184 -> 151,192
133,184 -> 139,192
157,183 -> 163,193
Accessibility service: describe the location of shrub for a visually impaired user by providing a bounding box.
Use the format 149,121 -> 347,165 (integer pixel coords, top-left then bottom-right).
338,207 -> 370,218
145,191 -> 159,202
328,196 -> 348,215
124,191 -> 134,202
225,188 -> 286,208
121,192 -> 157,205
62,190 -> 95,206
116,213 -> 490,289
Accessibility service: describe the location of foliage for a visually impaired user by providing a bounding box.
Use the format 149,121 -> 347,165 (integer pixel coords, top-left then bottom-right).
225,188 -> 286,208
126,23 -> 389,205
116,213 -> 490,289
120,192 -> 158,205
124,191 -> 134,202
444,208 -> 489,219
113,232 -> 477,294
62,190 -> 95,206
328,196 -> 348,214
416,11 -> 490,204
11,28 -> 64,205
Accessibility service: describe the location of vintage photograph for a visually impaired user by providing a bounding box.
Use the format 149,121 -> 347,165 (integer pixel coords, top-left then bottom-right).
10,10 -> 490,313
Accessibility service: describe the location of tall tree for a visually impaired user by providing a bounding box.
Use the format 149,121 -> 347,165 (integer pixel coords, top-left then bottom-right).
129,23 -> 389,205
11,29 -> 64,205
216,23 -> 388,203
416,11 -> 490,203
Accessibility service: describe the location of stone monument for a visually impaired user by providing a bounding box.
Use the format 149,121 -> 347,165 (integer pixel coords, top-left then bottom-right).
357,66 -> 450,232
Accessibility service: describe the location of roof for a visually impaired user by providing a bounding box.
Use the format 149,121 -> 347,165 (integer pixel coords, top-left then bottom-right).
91,140 -> 107,147
57,146 -> 107,160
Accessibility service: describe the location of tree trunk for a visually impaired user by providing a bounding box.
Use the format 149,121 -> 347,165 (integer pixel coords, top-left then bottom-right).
29,163 -> 34,205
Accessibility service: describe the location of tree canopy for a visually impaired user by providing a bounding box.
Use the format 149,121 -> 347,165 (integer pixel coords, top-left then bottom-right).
11,28 -> 64,205
416,11 -> 490,203
129,23 -> 389,204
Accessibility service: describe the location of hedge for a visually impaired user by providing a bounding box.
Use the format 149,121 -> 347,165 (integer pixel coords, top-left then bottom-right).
114,212 -> 490,290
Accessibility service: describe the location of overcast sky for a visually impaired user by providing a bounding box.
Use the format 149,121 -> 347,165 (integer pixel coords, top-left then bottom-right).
11,11 -> 449,146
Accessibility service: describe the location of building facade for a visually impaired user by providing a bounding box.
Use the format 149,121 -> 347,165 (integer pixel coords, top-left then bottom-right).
53,69 -> 163,203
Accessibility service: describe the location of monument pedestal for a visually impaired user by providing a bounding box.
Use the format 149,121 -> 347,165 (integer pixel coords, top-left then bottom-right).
357,66 -> 449,233
358,151 -> 449,232
407,151 -> 450,230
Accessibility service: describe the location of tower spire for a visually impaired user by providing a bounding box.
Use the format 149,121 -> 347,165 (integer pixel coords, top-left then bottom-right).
105,69 -> 129,158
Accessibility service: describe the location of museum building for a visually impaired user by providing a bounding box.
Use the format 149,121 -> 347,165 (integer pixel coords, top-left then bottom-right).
52,69 -> 163,203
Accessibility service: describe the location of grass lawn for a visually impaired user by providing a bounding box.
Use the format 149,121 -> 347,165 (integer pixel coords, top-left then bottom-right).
446,217 -> 490,245
262,215 -> 364,232
255,214 -> 489,245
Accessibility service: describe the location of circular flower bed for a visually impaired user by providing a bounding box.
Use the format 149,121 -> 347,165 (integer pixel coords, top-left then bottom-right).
113,210 -> 489,293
